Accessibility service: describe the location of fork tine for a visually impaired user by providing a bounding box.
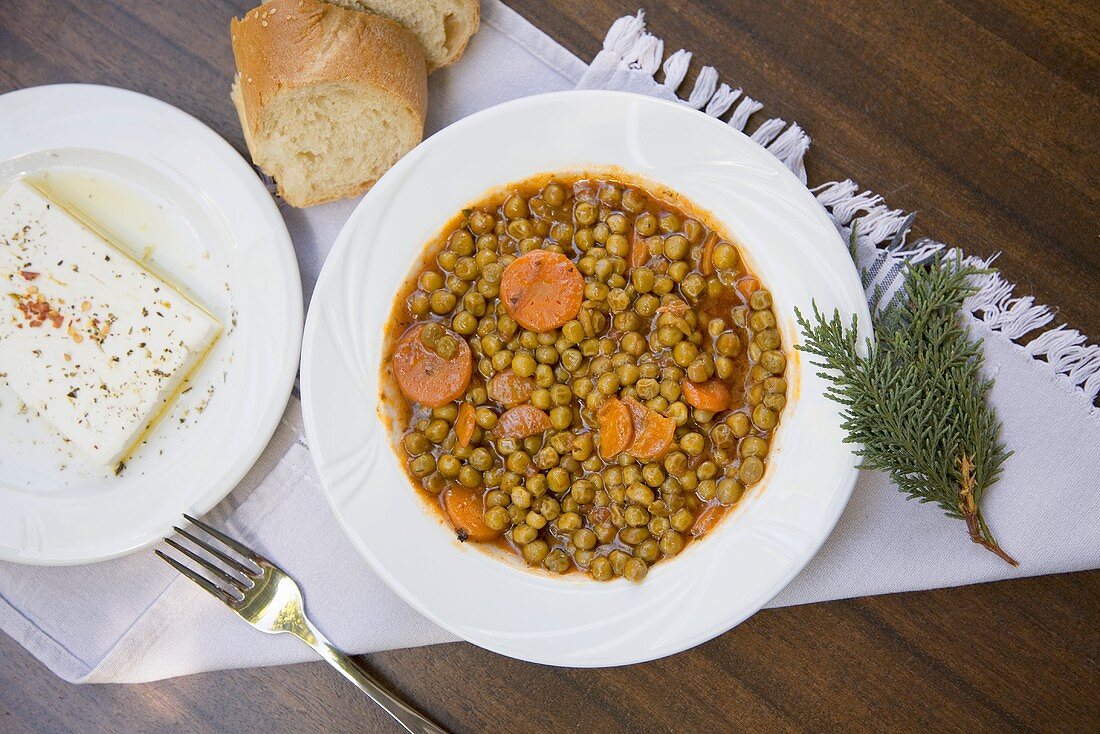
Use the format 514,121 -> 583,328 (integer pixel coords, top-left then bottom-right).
165,538 -> 250,593
174,525 -> 259,577
183,513 -> 262,564
156,550 -> 240,605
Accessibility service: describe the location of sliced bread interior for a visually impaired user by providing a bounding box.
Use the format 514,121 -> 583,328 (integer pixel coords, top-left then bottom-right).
231,0 -> 428,207
266,0 -> 479,70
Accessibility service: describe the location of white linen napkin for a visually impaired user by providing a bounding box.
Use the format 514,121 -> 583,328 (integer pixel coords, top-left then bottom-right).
1,1 -> 1096,684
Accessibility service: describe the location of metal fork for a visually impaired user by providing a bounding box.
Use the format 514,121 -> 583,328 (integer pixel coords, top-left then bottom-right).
156,514 -> 448,734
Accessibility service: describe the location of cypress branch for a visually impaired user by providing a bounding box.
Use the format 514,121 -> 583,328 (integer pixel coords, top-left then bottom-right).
796,249 -> 1016,565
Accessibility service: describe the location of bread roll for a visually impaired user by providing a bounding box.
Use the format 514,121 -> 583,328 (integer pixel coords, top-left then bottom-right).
231,0 -> 428,207
268,0 -> 480,70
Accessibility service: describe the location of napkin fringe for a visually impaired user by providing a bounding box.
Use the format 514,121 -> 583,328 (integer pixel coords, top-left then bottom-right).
812,181 -> 1100,406
603,11 -> 811,182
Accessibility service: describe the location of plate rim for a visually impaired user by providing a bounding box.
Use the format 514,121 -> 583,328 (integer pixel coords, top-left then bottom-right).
0,83 -> 303,565
302,89 -> 869,666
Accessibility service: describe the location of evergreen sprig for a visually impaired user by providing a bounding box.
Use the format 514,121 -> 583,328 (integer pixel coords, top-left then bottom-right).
796,249 -> 1017,565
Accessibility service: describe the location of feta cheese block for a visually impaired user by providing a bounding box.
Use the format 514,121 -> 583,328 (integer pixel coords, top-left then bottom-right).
0,180 -> 222,467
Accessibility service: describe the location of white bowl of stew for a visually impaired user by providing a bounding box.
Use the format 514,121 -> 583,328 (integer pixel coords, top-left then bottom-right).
301,90 -> 870,667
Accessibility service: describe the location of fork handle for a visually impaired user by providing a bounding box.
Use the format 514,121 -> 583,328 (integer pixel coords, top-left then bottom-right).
295,625 -> 449,734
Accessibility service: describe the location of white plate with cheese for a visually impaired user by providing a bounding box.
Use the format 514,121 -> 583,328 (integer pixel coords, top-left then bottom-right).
0,85 -> 302,565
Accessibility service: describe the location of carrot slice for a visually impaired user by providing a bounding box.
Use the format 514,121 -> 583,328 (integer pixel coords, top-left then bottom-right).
737,276 -> 760,298
495,405 -> 552,440
630,232 -> 649,269
622,397 -> 676,460
690,504 -> 724,537
487,370 -> 536,407
700,233 -> 717,276
500,250 -> 584,332
455,402 -> 476,448
596,397 -> 634,459
392,323 -> 472,408
681,379 -> 732,412
441,485 -> 500,542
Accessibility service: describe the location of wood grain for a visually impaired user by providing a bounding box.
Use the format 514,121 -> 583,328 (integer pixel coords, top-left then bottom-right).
1,0 -> 1098,732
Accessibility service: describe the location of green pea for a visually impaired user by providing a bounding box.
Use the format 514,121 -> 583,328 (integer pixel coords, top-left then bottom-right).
684,219 -> 706,244
764,376 -> 787,394
756,329 -> 782,350
458,466 -> 481,488
655,326 -> 682,347
716,332 -> 742,357
437,454 -> 460,478
752,404 -> 778,430
587,556 -> 612,581
429,289 -> 457,314
525,510 -> 548,530
619,527 -> 650,545
598,184 -> 622,208
672,341 -> 698,367
712,243 -> 740,270
749,310 -> 776,331
667,260 -> 690,283
749,289 -> 773,310
559,320 -> 583,345
622,188 -> 647,213
664,234 -> 689,260
626,483 -> 655,505
761,349 -> 787,374
542,183 -> 566,207
740,435 -> 768,457
506,451 -> 530,474
449,230 -> 474,255
597,372 -> 620,395
635,377 -> 660,400
521,539 -> 550,565
681,273 -> 707,299
642,463 -> 665,487
653,275 -> 674,295
419,271 -> 445,291
454,257 -> 479,281
512,352 -> 536,377
575,201 -> 598,225
550,406 -> 573,430
571,479 -> 596,503
425,419 -> 450,443
604,233 -> 627,257
409,454 -> 435,477
437,249 -> 458,271
666,401 -> 689,427
547,467 -> 570,493
717,478 -> 744,504
550,384 -> 572,406
763,393 -> 786,411
624,557 -> 648,582
635,212 -> 658,236
686,359 -> 709,383
739,456 -> 764,485
544,549 -> 571,574
726,412 -> 750,438
503,195 -> 528,219
680,432 -> 705,456
573,527 -> 597,550
403,432 -> 430,456
408,291 -> 431,316
658,212 -> 681,233
452,311 -> 478,336
483,506 -> 510,531
435,335 -> 458,360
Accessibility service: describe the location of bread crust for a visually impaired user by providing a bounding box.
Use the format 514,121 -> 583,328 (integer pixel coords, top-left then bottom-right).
230,0 -> 428,207
420,0 -> 479,70
264,0 -> 480,70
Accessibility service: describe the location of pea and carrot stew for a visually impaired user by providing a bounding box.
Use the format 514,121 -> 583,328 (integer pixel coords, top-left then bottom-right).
384,174 -> 788,583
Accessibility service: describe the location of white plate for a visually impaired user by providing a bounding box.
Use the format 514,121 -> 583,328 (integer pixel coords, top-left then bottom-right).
0,85 -> 302,565
302,90 -> 870,666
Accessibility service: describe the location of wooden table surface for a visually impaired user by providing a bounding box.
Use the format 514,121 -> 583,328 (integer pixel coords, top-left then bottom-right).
1,1 -> 1097,732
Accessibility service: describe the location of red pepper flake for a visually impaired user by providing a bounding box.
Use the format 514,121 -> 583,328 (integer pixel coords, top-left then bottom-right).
20,271 -> 40,281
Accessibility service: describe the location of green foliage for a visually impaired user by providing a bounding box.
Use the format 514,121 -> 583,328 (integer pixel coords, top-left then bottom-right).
796,249 -> 1015,563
